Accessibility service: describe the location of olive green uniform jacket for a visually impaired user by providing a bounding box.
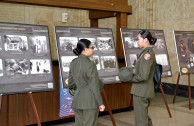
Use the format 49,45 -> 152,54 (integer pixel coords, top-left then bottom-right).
131,47 -> 156,98
68,54 -> 103,109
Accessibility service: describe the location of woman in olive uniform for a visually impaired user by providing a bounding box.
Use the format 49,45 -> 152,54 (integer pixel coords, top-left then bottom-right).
131,30 -> 157,126
68,39 -> 105,126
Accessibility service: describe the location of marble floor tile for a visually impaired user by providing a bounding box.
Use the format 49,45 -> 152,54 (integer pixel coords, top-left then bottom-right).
54,94 -> 194,126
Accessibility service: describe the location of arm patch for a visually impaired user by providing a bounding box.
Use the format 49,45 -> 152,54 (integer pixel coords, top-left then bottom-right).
144,53 -> 151,60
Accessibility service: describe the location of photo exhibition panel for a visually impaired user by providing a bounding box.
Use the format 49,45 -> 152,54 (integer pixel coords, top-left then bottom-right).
121,28 -> 172,77
174,31 -> 194,75
0,23 -> 55,94
55,26 -> 121,88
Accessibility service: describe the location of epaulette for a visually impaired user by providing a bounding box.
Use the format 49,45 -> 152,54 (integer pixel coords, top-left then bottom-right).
71,58 -> 77,62
146,49 -> 150,53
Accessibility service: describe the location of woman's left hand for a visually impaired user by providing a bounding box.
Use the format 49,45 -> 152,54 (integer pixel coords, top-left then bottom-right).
99,104 -> 105,112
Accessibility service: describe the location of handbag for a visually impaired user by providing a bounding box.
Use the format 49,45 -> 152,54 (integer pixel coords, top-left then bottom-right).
153,63 -> 163,93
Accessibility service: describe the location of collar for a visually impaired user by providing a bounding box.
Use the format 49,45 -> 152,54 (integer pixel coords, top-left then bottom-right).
79,54 -> 89,59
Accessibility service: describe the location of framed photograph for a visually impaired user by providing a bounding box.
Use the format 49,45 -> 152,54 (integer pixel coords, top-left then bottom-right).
97,37 -> 114,51
5,59 -> 28,76
29,36 -> 48,54
55,26 -> 120,88
174,31 -> 194,75
30,59 -> 51,74
121,28 -> 172,77
4,35 -> 28,52
0,22 -> 55,94
101,56 -> 117,69
125,37 -> 138,49
89,55 -> 101,70
0,36 -> 2,51
129,54 -> 138,68
59,37 -> 78,52
61,56 -> 77,72
0,59 -> 3,76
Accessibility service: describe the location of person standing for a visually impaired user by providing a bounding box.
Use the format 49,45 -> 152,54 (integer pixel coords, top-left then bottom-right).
68,39 -> 105,126
131,30 -> 157,126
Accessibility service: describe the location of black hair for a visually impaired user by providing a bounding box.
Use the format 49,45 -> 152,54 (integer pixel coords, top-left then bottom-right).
139,30 -> 157,45
73,39 -> 91,55
180,40 -> 184,44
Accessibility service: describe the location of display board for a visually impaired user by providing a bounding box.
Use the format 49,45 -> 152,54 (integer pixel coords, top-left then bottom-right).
55,26 -> 120,88
174,31 -> 194,75
0,23 -> 55,94
121,28 -> 172,77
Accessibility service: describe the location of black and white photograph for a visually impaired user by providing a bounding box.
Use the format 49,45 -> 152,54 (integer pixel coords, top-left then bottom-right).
101,56 -> 117,69
4,35 -> 28,52
0,59 -> 3,76
174,31 -> 194,74
129,54 -> 138,67
187,38 -> 194,54
188,55 -> 194,68
59,37 -> 78,52
79,38 -> 97,50
0,36 -> 2,51
177,40 -> 188,66
30,59 -> 51,74
30,36 -> 48,54
155,54 -> 169,66
154,38 -> 166,49
90,55 -> 101,70
5,59 -> 28,76
125,37 -> 139,48
61,56 -> 77,72
97,37 -> 113,51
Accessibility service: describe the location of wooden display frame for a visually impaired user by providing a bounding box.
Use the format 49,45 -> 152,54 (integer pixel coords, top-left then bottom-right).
0,92 -> 42,126
173,73 -> 192,110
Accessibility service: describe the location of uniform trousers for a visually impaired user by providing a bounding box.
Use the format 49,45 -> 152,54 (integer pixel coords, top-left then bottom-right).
133,95 -> 153,126
74,108 -> 99,126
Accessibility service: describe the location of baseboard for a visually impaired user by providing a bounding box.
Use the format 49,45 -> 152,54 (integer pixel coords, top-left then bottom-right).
159,82 -> 194,98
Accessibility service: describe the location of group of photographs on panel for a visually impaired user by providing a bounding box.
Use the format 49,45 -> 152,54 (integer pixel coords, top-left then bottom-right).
174,31 -> 194,75
2,35 -> 50,75
0,22 -> 194,95
0,23 -> 54,94
59,37 -> 116,71
55,27 -> 120,88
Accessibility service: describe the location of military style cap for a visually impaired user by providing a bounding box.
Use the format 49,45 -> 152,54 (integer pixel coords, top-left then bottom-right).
119,67 -> 133,82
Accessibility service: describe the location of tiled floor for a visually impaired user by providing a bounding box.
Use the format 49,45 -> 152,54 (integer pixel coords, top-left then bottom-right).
54,94 -> 194,126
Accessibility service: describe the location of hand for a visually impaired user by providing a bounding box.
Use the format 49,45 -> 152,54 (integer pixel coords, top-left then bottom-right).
99,104 -> 105,112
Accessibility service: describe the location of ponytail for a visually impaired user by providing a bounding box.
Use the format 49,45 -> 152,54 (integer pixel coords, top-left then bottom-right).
73,39 -> 91,56
73,48 -> 80,55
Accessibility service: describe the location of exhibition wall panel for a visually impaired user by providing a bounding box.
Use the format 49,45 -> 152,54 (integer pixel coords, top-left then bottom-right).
0,23 -> 55,94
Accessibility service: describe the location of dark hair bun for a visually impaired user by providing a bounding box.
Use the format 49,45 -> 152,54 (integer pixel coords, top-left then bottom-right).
139,30 -> 149,39
139,30 -> 157,45
150,38 -> 157,45
73,48 -> 80,56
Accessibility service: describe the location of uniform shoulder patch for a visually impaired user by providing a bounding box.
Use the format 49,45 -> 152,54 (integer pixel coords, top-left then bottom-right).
144,53 -> 151,60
